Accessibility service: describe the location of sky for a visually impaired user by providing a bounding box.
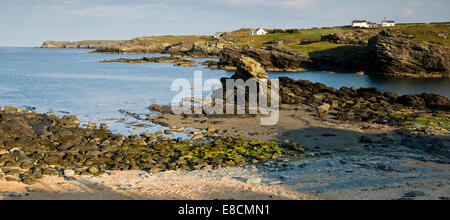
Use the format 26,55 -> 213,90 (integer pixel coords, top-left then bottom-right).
1,0 -> 449,46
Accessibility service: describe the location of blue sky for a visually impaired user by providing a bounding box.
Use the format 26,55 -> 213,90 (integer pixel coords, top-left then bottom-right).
1,0 -> 449,46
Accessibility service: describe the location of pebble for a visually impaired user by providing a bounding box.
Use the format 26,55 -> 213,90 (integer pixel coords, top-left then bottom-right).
9,147 -> 21,153
403,191 -> 426,198
5,177 -> 19,182
89,167 -> 99,174
64,169 -> 75,177
269,181 -> 283,185
246,177 -> 262,185
305,152 -> 315,157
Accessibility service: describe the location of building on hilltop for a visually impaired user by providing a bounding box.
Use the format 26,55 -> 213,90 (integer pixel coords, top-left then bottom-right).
368,22 -> 378,28
382,20 -> 396,27
352,20 -> 369,28
250,28 -> 268,36
213,32 -> 225,39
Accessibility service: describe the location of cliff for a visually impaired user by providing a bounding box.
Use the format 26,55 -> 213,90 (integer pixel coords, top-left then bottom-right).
41,40 -> 125,49
368,30 -> 450,78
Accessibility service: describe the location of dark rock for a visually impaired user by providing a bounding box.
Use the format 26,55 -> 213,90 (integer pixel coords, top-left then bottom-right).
218,44 -> 312,72
359,136 -> 373,143
368,29 -> 450,78
403,191 -> 426,198
397,95 -> 426,108
149,104 -> 172,114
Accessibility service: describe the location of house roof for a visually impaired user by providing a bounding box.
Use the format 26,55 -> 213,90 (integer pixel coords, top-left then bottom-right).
353,20 -> 367,23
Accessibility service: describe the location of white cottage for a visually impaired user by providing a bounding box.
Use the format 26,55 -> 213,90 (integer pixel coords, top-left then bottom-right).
352,20 -> 369,28
250,28 -> 268,36
382,21 -> 395,27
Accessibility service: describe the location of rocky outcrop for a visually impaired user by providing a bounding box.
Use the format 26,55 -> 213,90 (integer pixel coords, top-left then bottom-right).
100,56 -> 200,67
279,77 -> 450,126
93,36 -> 235,57
321,31 -> 372,45
368,30 -> 450,78
218,44 -> 312,72
309,49 -> 371,73
183,41 -> 229,57
231,57 -> 268,82
41,40 -> 124,49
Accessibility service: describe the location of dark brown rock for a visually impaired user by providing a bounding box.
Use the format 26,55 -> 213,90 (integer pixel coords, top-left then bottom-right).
218,44 -> 312,72
368,30 -> 450,78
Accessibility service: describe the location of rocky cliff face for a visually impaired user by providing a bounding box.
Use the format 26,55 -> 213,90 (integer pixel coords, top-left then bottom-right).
41,40 -> 124,49
218,44 -> 312,72
183,41 -> 229,57
92,35 -> 236,57
368,30 -> 450,78
231,57 -> 268,82
321,31 -> 372,45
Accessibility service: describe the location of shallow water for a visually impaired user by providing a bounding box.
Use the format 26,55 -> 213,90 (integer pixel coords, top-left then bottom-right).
0,47 -> 448,135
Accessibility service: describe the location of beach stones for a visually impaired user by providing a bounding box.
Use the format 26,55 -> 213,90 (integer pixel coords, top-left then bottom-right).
0,108 -> 296,186
89,167 -> 99,174
64,169 -> 75,177
246,177 -> 262,185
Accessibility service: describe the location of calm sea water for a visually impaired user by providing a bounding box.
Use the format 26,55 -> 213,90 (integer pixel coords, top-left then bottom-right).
0,47 -> 448,135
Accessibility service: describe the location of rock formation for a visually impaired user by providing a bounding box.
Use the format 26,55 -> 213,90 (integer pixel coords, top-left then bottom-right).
321,31 -> 373,45
279,76 -> 450,126
41,40 -> 124,49
231,57 -> 268,82
368,30 -> 450,78
218,44 -> 312,72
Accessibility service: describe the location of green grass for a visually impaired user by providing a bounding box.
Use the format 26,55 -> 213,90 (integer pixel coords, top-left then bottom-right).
390,23 -> 450,46
290,41 -> 367,56
228,28 -> 351,50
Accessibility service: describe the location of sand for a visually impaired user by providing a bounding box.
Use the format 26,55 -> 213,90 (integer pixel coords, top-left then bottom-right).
0,168 -> 314,200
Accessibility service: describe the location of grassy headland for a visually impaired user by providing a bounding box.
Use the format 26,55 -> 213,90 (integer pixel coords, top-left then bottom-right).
90,22 -> 449,57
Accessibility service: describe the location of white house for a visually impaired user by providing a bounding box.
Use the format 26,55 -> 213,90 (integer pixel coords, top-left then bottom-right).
250,28 -> 268,36
352,20 -> 369,28
213,32 -> 225,39
382,20 -> 395,27
368,22 -> 378,28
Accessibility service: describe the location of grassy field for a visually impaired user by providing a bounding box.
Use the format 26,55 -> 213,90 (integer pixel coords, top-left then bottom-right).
389,23 -> 450,46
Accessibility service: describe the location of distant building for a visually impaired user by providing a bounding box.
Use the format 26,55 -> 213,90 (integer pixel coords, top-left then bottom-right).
368,22 -> 378,28
213,32 -> 225,39
352,20 -> 369,28
382,20 -> 395,27
250,28 -> 268,36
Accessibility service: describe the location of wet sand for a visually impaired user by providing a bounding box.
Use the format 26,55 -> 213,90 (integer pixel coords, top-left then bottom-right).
147,103 -> 403,152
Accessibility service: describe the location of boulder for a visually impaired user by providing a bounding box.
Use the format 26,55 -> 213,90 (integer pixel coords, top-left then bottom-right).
231,57 -> 268,82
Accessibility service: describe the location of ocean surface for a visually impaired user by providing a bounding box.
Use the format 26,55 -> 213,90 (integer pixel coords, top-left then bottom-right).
0,47 -> 449,135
